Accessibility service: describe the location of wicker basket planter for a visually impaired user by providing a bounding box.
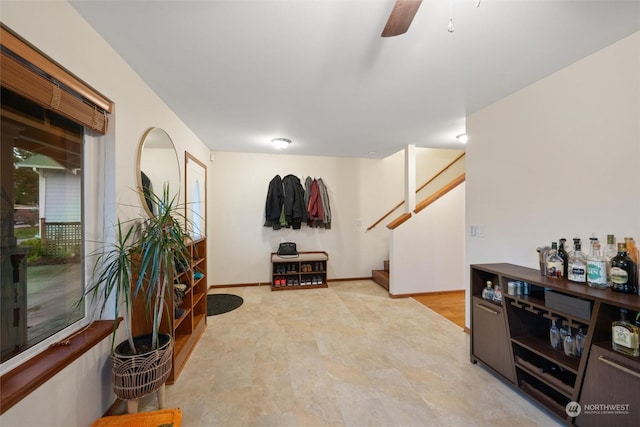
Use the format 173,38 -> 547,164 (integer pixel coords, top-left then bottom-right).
111,333 -> 173,401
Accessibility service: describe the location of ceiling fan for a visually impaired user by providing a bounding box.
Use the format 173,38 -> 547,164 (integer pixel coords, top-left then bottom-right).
381,0 -> 423,37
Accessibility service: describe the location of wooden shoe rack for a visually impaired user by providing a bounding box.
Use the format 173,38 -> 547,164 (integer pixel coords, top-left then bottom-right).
271,251 -> 328,291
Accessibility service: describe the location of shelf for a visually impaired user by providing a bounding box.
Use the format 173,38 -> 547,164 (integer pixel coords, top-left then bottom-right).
519,378 -> 568,420
271,251 -> 328,291
132,237 -> 207,383
271,283 -> 328,291
472,263 -> 640,425
514,356 -> 574,398
512,335 -> 580,374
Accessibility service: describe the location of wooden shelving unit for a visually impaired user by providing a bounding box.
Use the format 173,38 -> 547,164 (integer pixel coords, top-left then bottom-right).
132,237 -> 207,383
470,263 -> 640,426
271,251 -> 328,291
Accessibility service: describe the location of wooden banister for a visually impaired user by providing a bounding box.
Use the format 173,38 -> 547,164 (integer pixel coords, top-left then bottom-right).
366,152 -> 465,231
414,173 -> 465,214
386,213 -> 412,230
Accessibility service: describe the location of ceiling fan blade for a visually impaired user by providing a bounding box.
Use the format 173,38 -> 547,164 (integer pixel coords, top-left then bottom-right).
381,0 -> 423,37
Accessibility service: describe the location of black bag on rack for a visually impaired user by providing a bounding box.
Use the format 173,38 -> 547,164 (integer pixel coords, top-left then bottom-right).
277,242 -> 298,257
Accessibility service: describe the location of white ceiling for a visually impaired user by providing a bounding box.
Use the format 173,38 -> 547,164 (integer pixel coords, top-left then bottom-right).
69,0 -> 640,158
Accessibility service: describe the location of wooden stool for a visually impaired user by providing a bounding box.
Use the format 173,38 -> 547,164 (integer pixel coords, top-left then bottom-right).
92,408 -> 181,427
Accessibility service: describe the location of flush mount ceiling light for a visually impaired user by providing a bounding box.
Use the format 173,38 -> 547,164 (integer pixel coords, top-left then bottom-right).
271,138 -> 292,150
456,133 -> 468,144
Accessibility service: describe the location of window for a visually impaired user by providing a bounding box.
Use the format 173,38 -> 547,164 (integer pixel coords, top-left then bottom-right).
0,25 -> 113,379
1,88 -> 85,363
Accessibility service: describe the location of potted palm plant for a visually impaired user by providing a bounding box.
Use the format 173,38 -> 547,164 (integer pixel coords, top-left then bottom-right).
87,185 -> 192,413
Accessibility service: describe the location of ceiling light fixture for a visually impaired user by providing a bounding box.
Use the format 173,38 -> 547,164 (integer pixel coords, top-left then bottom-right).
271,138 -> 292,150
456,133 -> 468,143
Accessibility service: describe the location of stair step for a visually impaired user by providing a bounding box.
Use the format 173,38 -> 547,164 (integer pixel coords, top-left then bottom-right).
372,269 -> 389,291
383,260 -> 389,272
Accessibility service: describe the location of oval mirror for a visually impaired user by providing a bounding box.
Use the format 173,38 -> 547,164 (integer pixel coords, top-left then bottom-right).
136,127 -> 180,217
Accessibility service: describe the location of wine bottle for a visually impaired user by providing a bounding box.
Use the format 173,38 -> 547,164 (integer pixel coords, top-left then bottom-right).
558,238 -> 569,279
610,243 -> 638,294
605,234 -> 617,287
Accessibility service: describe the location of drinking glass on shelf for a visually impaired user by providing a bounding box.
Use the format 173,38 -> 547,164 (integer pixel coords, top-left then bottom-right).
550,320 -> 561,350
575,327 -> 587,357
564,333 -> 574,357
560,324 -> 571,343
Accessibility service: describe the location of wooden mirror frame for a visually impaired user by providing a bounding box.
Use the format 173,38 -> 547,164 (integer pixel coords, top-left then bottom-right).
184,152 -> 207,239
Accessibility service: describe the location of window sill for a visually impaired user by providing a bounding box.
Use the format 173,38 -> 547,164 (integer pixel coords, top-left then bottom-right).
0,320 -> 116,414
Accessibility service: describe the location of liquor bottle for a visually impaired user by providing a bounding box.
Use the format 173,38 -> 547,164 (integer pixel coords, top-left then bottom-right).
482,280 -> 494,301
493,282 -> 503,304
557,238 -> 569,279
546,242 -> 564,279
605,234 -> 617,287
612,308 -> 640,357
568,242 -> 587,284
610,243 -> 638,294
587,241 -> 607,289
624,237 -> 639,264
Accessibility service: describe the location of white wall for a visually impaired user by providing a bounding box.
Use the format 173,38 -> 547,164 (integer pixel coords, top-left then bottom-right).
391,183 -> 465,296
1,2 -> 210,425
207,148 -> 464,285
465,32 -> 640,327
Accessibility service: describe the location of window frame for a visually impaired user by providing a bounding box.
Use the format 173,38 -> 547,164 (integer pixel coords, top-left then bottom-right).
0,24 -> 114,414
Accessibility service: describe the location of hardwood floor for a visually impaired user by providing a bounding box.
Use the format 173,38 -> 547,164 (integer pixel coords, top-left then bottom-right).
413,290 -> 466,329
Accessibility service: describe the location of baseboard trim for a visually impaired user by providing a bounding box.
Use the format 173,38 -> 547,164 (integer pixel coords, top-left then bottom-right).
392,289 -> 465,298
209,277 -> 375,289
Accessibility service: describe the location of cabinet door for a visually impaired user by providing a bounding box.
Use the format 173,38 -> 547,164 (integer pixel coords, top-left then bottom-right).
577,344 -> 640,427
471,296 -> 516,383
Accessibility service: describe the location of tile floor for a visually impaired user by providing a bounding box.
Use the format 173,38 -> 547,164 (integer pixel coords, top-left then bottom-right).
132,280 -> 562,426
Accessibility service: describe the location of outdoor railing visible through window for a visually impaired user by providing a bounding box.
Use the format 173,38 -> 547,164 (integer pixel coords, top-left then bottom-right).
1,87 -> 85,363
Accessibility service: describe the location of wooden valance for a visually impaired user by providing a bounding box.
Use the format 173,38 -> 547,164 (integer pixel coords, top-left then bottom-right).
0,24 -> 113,134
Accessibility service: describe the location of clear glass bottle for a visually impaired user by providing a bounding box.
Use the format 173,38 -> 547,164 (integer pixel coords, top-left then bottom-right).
605,234 -> 617,287
568,242 -> 587,284
482,280 -> 494,301
493,282 -> 503,304
546,242 -> 564,279
557,238 -> 569,279
549,319 -> 561,350
587,241 -> 607,289
610,243 -> 638,294
612,308 -> 640,357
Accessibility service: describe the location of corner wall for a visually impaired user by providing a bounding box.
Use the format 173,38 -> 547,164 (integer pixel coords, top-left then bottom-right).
465,32 -> 640,327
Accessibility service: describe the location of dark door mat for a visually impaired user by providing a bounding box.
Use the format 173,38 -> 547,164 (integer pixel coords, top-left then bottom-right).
207,294 -> 243,316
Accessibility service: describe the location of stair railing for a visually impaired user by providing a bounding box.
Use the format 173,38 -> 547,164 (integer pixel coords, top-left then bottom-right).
366,152 -> 465,231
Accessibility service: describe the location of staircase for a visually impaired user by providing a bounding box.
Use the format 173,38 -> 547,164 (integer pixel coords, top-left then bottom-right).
372,260 -> 389,290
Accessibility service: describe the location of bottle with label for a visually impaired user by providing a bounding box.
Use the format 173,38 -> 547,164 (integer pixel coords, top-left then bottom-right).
612,308 -> 640,357
587,241 -> 607,289
546,242 -> 564,279
482,280 -> 494,301
568,242 -> 587,284
624,237 -> 639,264
492,282 -> 503,304
605,234 -> 617,286
610,242 -> 638,294
557,238 -> 569,279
